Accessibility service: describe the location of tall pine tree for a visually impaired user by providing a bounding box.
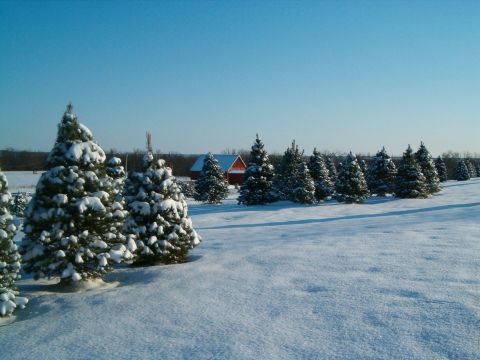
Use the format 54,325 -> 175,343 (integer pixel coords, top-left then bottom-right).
0,170 -> 28,317
365,147 -> 397,196
335,152 -> 370,203
194,153 -> 229,204
238,135 -> 276,205
20,105 -> 133,284
307,148 -> 333,201
415,142 -> 441,194
291,162 -> 316,204
453,160 -> 470,181
273,140 -> 304,200
124,139 -> 201,265
395,145 -> 428,198
435,156 -> 448,182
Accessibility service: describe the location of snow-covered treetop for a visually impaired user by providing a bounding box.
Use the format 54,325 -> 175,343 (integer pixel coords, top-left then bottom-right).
47,104 -> 106,168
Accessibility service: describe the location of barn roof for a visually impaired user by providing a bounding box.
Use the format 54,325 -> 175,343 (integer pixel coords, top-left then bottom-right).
190,154 -> 245,172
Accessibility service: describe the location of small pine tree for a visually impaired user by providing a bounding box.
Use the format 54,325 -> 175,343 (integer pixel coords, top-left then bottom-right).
465,159 -> 477,178
395,145 -> 428,198
238,135 -> 276,205
365,147 -> 397,196
20,105 -> 133,284
453,160 -> 470,181
359,159 -> 367,174
0,170 -> 28,317
415,142 -> 440,194
475,161 -> 480,178
124,145 -> 201,265
194,153 -> 229,204
291,162 -> 316,204
10,192 -> 31,217
307,149 -> 333,201
335,152 -> 370,203
273,140 -> 304,200
325,156 -> 337,184
435,156 -> 448,182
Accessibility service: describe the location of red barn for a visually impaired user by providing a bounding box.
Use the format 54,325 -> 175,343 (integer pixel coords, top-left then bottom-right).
190,154 -> 246,185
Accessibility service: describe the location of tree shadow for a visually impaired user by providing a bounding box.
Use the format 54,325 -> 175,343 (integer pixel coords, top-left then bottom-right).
197,202 -> 480,230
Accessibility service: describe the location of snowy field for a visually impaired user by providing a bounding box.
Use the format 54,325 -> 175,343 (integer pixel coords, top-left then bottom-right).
1,173 -> 480,359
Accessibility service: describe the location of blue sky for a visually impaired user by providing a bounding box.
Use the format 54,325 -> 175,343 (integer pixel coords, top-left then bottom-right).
1,1 -> 479,156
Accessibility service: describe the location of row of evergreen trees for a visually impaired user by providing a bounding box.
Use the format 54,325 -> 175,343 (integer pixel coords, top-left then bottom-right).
1,105 -> 202,317
193,135 -> 479,205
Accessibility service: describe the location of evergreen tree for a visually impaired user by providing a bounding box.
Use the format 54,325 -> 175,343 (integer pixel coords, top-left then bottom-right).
124,146 -> 201,265
415,142 -> 440,194
291,162 -> 316,204
238,135 -> 276,205
20,105 -> 133,284
194,153 -> 229,204
325,156 -> 337,184
273,140 -> 304,200
395,145 -> 428,198
307,148 -> 333,201
465,159 -> 477,178
435,156 -> 448,182
359,159 -> 367,174
365,147 -> 397,196
335,152 -> 370,203
453,160 -> 470,181
475,161 -> 480,178
0,170 -> 28,316
10,192 -> 31,217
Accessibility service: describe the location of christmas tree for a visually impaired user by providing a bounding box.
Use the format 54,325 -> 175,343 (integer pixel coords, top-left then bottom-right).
273,140 -> 304,200
395,145 -> 428,198
307,148 -> 333,201
291,162 -> 316,204
365,147 -> 397,196
335,152 -> 370,203
238,135 -> 276,205
465,159 -> 477,178
359,159 -> 367,174
325,156 -> 337,184
0,170 -> 28,316
453,160 -> 470,181
124,136 -> 201,264
20,104 -> 134,284
434,156 -> 448,182
415,142 -> 440,194
194,153 -> 229,204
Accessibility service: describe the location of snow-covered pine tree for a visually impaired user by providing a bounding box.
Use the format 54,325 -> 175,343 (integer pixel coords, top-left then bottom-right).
0,170 -> 28,317
10,192 -> 31,217
307,148 -> 333,201
359,159 -> 367,174
434,156 -> 448,182
238,135 -> 276,205
415,142 -> 440,194
273,140 -> 304,200
395,145 -> 428,198
335,152 -> 370,203
365,147 -> 397,196
453,160 -> 470,181
194,153 -> 229,204
465,159 -> 477,178
103,157 -> 135,263
325,156 -> 337,184
475,161 -> 480,178
291,162 -> 316,204
124,144 -> 201,265
20,104 -> 134,284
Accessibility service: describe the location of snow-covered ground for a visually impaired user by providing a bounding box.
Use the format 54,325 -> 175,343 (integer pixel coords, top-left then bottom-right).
2,174 -> 479,359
